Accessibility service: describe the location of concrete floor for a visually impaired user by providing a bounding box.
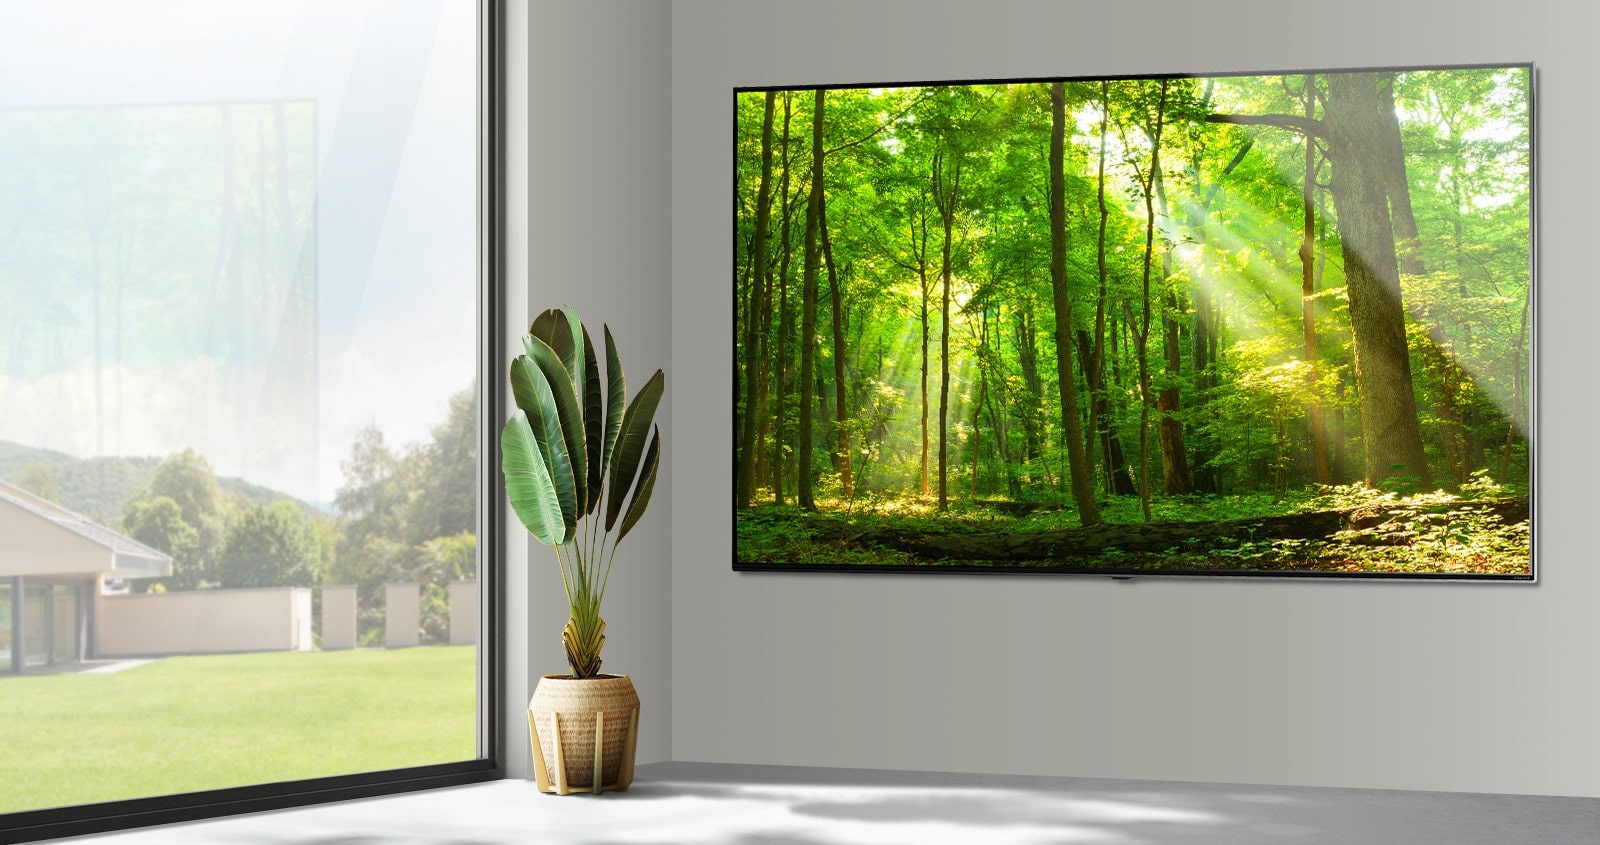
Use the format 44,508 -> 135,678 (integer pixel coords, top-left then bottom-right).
61,762 -> 1600,844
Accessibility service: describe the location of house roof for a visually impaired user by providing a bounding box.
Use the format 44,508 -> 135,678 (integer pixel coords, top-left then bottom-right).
0,480 -> 172,579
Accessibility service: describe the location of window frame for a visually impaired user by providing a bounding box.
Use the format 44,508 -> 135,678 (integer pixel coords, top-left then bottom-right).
0,2 -> 505,839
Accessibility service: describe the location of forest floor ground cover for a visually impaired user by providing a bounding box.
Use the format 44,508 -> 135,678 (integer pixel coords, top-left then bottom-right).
736,482 -> 1531,576
0,646 -> 476,813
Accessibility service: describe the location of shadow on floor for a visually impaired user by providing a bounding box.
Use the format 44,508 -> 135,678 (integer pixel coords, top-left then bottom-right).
571,763 -> 1600,845
59,762 -> 1600,845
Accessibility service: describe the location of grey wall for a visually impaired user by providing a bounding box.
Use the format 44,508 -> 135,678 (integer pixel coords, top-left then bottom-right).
503,0 -> 673,777
670,0 -> 1600,796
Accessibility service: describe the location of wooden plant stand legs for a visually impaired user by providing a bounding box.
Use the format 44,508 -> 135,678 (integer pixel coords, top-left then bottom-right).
528,706 -> 639,795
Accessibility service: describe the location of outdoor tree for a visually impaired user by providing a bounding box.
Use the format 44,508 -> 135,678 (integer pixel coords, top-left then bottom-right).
407,384 -> 479,545
14,464 -> 62,503
148,448 -> 227,578
122,495 -> 203,590
217,500 -> 320,589
415,531 -> 476,643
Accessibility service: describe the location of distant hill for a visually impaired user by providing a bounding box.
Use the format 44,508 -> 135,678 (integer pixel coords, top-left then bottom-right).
0,440 -> 325,525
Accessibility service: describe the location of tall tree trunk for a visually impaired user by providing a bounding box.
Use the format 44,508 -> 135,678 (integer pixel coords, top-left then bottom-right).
1076,330 -> 1136,496
1324,73 -> 1430,488
1133,80 -> 1169,522
774,94 -> 794,504
1211,72 -> 1432,489
1383,87 -> 1470,485
932,150 -> 962,512
756,336 -> 772,489
1088,80 -> 1111,494
1301,77 -> 1333,486
737,91 -> 776,509
1151,163 -> 1192,495
1184,136 -> 1251,494
972,333 -> 985,499
1108,311 -> 1138,494
1501,284 -> 1529,480
816,333 -> 832,473
1090,88 -> 1139,499
984,305 -> 1021,499
1189,275 -> 1217,493
1048,82 -> 1101,527
1379,80 -> 1424,279
920,264 -> 931,498
1156,293 -> 1191,494
1014,308 -> 1044,467
797,90 -> 824,511
905,193 -> 931,499
1318,195 -> 1347,486
821,199 -> 853,498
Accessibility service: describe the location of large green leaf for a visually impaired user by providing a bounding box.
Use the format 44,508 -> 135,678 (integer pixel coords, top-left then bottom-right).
601,325 -> 627,485
615,425 -> 660,545
561,306 -> 586,401
509,354 -> 576,543
581,325 -> 603,515
524,335 -> 588,522
501,411 -> 564,547
528,309 -> 574,371
529,306 -> 585,403
605,369 -> 664,531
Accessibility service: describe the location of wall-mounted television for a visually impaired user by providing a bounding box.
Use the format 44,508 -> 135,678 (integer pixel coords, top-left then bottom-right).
732,64 -> 1533,580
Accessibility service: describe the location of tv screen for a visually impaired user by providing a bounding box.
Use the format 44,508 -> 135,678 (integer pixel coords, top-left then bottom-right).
732,65 -> 1532,579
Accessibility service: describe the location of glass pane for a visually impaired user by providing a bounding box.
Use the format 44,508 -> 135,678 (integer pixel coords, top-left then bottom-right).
53,585 -> 79,664
0,0 -> 479,814
23,585 -> 48,667
0,583 -> 11,669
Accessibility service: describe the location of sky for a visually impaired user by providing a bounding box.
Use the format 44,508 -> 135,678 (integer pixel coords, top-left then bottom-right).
0,0 -> 478,504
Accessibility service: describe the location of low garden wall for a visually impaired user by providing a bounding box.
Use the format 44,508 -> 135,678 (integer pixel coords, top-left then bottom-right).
99,587 -> 313,656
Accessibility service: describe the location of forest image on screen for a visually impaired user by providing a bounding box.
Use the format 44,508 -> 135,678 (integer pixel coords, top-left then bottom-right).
733,67 -> 1531,576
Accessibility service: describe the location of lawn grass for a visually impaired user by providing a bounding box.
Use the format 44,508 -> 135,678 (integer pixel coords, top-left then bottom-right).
0,646 -> 476,813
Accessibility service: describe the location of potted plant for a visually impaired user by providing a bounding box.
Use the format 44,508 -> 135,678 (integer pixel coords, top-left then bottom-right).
501,306 -> 663,795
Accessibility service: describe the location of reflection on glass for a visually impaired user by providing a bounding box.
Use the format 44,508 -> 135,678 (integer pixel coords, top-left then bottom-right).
53,585 -> 79,664
0,0 -> 479,814
0,583 -> 11,668
23,585 -> 48,668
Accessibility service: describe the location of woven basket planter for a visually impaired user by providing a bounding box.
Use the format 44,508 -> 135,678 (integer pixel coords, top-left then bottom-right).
527,674 -> 639,794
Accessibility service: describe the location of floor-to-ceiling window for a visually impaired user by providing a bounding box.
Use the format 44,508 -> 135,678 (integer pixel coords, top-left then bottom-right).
0,0 -> 499,838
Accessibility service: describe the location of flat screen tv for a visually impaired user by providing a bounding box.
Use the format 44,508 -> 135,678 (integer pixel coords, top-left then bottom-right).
732,64 -> 1533,580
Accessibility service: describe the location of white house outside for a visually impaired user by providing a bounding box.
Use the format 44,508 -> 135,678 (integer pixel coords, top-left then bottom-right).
0,480 -> 171,673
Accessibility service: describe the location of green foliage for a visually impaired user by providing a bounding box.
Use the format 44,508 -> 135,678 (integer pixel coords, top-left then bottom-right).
736,504 -> 930,567
409,387 -> 479,544
147,449 -> 227,581
738,488 -> 1528,575
332,382 -> 479,645
13,463 -> 61,502
149,448 -> 222,530
415,532 -> 477,644
217,500 -> 320,589
122,495 -> 203,590
502,307 -> 665,677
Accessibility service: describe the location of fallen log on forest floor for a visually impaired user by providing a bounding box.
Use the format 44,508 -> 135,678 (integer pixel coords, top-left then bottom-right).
799,496 -> 1528,561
